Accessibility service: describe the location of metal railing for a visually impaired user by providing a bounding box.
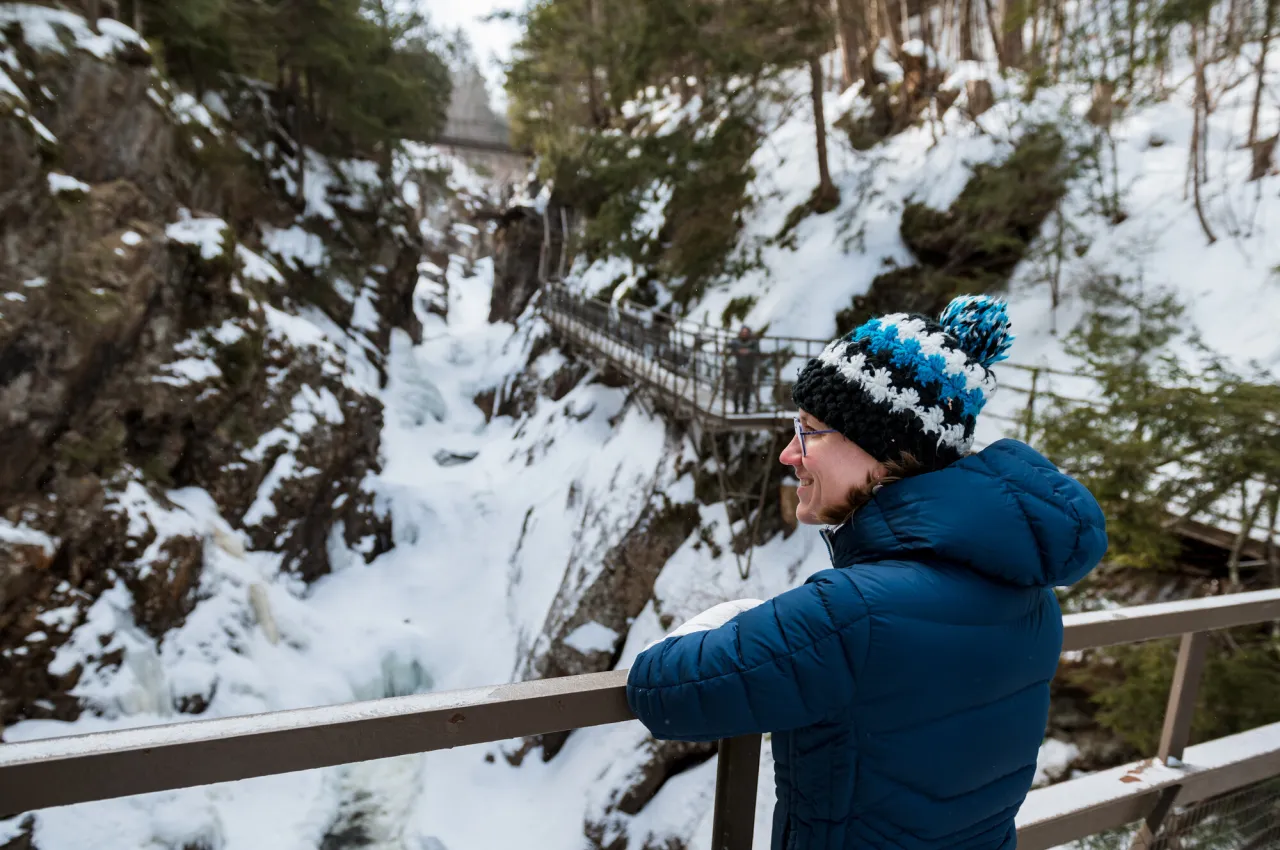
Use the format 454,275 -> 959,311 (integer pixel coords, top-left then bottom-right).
1153,776 -> 1280,849
541,283 -> 826,430
3,589 -> 1280,849
539,283 -> 1089,435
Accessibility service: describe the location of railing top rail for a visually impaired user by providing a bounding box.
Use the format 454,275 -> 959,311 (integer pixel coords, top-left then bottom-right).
0,670 -> 630,814
541,283 -> 1081,378
1060,586 -> 1280,651
3,590 -> 1279,816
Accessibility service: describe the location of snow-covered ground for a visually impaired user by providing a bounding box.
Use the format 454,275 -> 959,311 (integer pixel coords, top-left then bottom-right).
571,44 -> 1280,548
573,47 -> 1280,449
0,245 -> 825,848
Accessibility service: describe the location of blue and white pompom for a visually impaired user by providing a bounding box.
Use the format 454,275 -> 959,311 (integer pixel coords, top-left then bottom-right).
938,295 -> 1014,369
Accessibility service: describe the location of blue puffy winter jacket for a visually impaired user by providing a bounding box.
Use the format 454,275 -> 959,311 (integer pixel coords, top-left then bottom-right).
626,440 -> 1108,850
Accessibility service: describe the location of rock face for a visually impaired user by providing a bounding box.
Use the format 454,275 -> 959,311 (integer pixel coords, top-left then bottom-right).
0,19 -> 426,728
492,418 -> 712,848
490,206 -> 545,323
489,195 -> 572,323
511,493 -> 701,762
834,127 -> 1067,335
583,737 -> 718,850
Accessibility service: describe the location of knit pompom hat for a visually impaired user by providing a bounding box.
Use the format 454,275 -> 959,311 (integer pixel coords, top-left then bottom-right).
790,295 -> 1014,470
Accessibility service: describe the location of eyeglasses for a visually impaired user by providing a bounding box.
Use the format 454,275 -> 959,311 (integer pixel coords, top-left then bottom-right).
793,417 -> 837,457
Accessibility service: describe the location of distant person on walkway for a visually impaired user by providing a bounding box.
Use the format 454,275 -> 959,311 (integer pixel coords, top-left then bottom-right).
729,325 -> 760,414
627,296 -> 1108,850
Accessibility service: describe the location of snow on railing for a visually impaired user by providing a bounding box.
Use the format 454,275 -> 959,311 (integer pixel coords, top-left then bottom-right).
1016,721 -> 1280,849
2,586 -> 1279,848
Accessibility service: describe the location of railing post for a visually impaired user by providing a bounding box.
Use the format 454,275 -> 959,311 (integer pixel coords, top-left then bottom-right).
1158,631 -> 1209,763
1132,630 -> 1210,848
710,734 -> 762,850
1022,367 -> 1040,444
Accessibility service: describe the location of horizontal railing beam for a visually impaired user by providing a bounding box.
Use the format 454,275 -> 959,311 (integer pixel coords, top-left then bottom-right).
4,590 -> 1280,819
0,670 -> 630,815
1061,588 -> 1280,651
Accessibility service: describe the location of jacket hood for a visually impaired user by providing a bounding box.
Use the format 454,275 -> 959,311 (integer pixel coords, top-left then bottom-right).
829,439 -> 1108,588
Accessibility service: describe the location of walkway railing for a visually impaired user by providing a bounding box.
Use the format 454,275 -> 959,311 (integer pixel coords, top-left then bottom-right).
541,283 -> 824,429
540,285 -> 1267,560
539,283 -> 1087,435
3,589 -> 1279,849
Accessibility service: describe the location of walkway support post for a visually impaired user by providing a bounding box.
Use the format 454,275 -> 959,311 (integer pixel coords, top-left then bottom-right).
1131,630 -> 1210,847
710,734 -> 763,850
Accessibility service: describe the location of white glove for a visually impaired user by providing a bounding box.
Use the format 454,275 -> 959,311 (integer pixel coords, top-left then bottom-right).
644,598 -> 765,651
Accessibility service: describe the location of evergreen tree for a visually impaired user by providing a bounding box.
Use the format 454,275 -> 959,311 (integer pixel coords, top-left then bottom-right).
506,0 -> 833,301
1034,274 -> 1280,570
139,0 -> 451,163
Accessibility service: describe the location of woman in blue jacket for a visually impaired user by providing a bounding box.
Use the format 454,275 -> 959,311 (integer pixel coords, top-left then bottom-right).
626,296 -> 1108,850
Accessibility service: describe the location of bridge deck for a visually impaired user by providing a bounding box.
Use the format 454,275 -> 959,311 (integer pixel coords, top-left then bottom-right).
544,297 -> 796,433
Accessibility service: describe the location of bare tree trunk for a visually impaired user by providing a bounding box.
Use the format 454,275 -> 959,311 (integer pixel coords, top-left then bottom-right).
1051,0 -> 1066,77
999,0 -> 1025,67
880,0 -> 904,51
1228,484 -> 1266,589
1125,0 -> 1139,92
1050,204 -> 1064,321
941,0 -> 954,59
834,0 -> 875,86
984,0 -> 1007,66
960,0 -> 977,59
1029,0 -> 1042,64
305,67 -> 317,120
870,0 -> 885,59
862,0 -> 882,82
1264,486 -> 1279,640
832,0 -> 855,88
809,55 -> 840,210
132,0 -> 141,36
294,102 -> 306,205
1190,24 -> 1217,244
1248,0 -> 1276,147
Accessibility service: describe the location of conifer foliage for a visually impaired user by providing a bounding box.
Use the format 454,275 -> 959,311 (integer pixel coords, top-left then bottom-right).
133,0 -> 451,159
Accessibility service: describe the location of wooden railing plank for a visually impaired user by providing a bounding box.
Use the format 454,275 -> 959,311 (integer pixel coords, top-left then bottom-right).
3,585 -> 1280,847
1015,721 -> 1280,850
1061,589 -> 1280,651
0,670 -> 630,814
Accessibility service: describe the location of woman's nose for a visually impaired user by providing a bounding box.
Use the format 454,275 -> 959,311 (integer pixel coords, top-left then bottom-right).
780,435 -> 802,466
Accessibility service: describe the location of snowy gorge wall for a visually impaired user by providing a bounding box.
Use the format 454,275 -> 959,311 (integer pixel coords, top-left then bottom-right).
0,7 -> 817,850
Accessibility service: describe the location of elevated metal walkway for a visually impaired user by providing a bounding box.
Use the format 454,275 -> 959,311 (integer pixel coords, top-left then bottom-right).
539,283 -> 1269,572
539,283 -> 1071,438
541,284 -> 809,433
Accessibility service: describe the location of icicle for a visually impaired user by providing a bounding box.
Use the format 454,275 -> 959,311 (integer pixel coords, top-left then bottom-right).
248,582 -> 279,645
211,524 -> 245,558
